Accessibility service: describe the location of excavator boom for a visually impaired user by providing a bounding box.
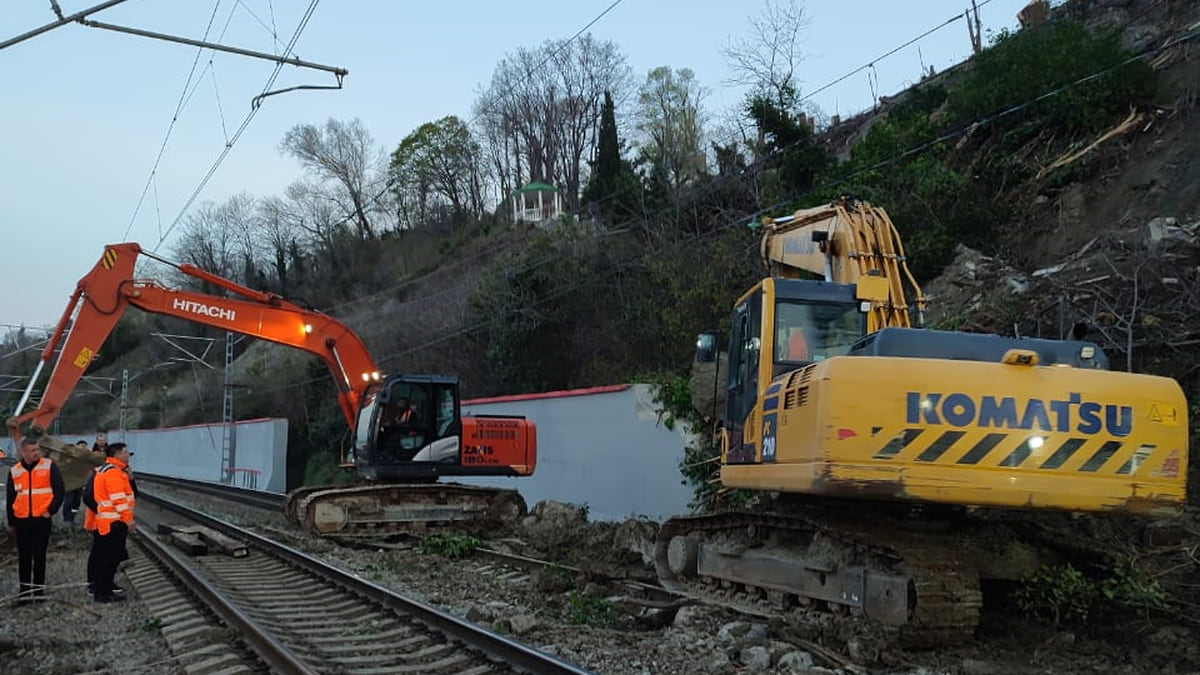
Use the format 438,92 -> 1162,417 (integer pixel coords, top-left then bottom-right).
9,243 -> 378,438
758,200 -> 926,330
9,243 -> 536,535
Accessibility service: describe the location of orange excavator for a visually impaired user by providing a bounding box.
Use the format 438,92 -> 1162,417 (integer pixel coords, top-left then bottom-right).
7,243 -> 536,536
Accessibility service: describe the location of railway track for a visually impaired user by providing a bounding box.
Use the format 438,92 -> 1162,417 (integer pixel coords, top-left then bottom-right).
137,472 -> 286,511
139,473 -> 680,604
136,491 -> 594,675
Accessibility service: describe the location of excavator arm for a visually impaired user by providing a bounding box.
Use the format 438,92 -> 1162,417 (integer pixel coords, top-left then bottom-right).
758,199 -> 927,330
8,242 -> 380,441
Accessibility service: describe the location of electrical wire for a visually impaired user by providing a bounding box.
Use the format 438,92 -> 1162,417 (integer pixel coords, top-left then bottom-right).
360,0 -> 1009,245
121,0 -> 225,241
117,5 -> 1200,398
150,0 -> 321,253
319,0 -> 629,243
362,23 -> 1200,371
799,0 -> 996,107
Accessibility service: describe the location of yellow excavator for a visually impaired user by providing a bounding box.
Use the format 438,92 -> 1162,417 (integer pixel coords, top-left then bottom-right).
655,198 -> 1188,645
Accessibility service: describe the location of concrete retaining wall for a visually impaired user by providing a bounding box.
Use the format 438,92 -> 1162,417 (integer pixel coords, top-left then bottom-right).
3,383 -> 697,522
6,418 -> 289,493
455,383 -> 697,522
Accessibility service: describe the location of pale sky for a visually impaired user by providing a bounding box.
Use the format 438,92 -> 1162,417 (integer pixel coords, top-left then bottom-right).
1,0 -> 1028,330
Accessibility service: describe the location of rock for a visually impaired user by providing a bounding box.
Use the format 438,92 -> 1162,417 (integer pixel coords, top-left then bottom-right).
522,501 -> 590,537
767,639 -> 799,661
1147,216 -> 1178,240
961,659 -> 997,675
776,650 -> 816,670
846,637 -> 879,663
1147,216 -> 1194,247
636,606 -> 675,629
739,645 -> 772,670
465,603 -> 493,622
717,620 -> 769,643
1004,275 -> 1029,294
672,604 -> 712,629
613,518 -> 658,566
510,614 -> 538,635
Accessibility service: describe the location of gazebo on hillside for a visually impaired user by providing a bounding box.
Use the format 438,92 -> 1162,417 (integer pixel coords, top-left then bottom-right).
511,181 -> 561,223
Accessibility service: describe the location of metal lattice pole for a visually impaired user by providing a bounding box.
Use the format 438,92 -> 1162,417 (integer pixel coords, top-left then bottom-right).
220,332 -> 236,483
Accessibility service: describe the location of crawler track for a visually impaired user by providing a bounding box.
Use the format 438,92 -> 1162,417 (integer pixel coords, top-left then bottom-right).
285,483 -> 527,537
138,493 -> 593,675
655,510 -> 982,648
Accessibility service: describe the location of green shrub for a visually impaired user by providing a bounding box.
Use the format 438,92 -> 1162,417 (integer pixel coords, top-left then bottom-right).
566,590 -> 616,627
1016,563 -> 1096,624
419,533 -> 481,560
1017,562 -> 1168,625
1101,564 -> 1167,616
950,22 -> 1157,136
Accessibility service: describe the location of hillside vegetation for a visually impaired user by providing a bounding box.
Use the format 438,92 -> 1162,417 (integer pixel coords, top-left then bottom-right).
2,0 -> 1197,491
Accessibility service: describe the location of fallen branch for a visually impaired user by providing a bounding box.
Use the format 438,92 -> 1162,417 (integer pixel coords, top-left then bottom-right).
1036,109 -> 1144,180
794,638 -> 867,674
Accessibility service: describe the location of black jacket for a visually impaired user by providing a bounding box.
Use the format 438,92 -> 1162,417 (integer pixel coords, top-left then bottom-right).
5,458 -> 65,525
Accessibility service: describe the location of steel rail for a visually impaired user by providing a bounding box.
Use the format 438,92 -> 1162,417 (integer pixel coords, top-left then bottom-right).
141,491 -> 596,675
140,473 -> 679,603
133,514 -> 319,674
136,472 -> 285,510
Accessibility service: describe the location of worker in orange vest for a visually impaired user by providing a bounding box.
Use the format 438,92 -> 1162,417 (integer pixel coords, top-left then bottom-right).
5,436 -> 65,603
90,442 -> 135,602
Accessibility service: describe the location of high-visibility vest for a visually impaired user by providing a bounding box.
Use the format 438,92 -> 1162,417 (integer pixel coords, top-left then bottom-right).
10,457 -> 54,519
83,465 -> 101,531
94,460 -> 135,536
787,329 -> 810,361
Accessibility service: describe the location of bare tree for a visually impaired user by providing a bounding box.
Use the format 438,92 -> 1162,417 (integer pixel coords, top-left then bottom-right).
475,35 -> 630,213
282,180 -> 344,254
548,34 -> 630,209
722,0 -> 809,112
256,196 -> 297,294
170,194 -> 257,287
280,118 -> 385,240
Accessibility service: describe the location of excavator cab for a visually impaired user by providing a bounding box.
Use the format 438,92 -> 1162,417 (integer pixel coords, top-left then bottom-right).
349,374 -> 536,482
723,278 -> 868,463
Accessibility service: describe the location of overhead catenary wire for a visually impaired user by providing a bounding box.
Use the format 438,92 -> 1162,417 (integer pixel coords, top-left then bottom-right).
236,0 -> 284,52
122,0 -> 225,242
149,0 -> 322,254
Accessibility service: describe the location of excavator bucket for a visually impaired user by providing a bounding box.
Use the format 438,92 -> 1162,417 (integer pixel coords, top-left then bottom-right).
42,436 -> 105,491
10,425 -> 105,491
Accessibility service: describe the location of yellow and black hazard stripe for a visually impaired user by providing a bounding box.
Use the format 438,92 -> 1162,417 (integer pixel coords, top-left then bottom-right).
101,248 -> 118,270
872,428 -> 1157,475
